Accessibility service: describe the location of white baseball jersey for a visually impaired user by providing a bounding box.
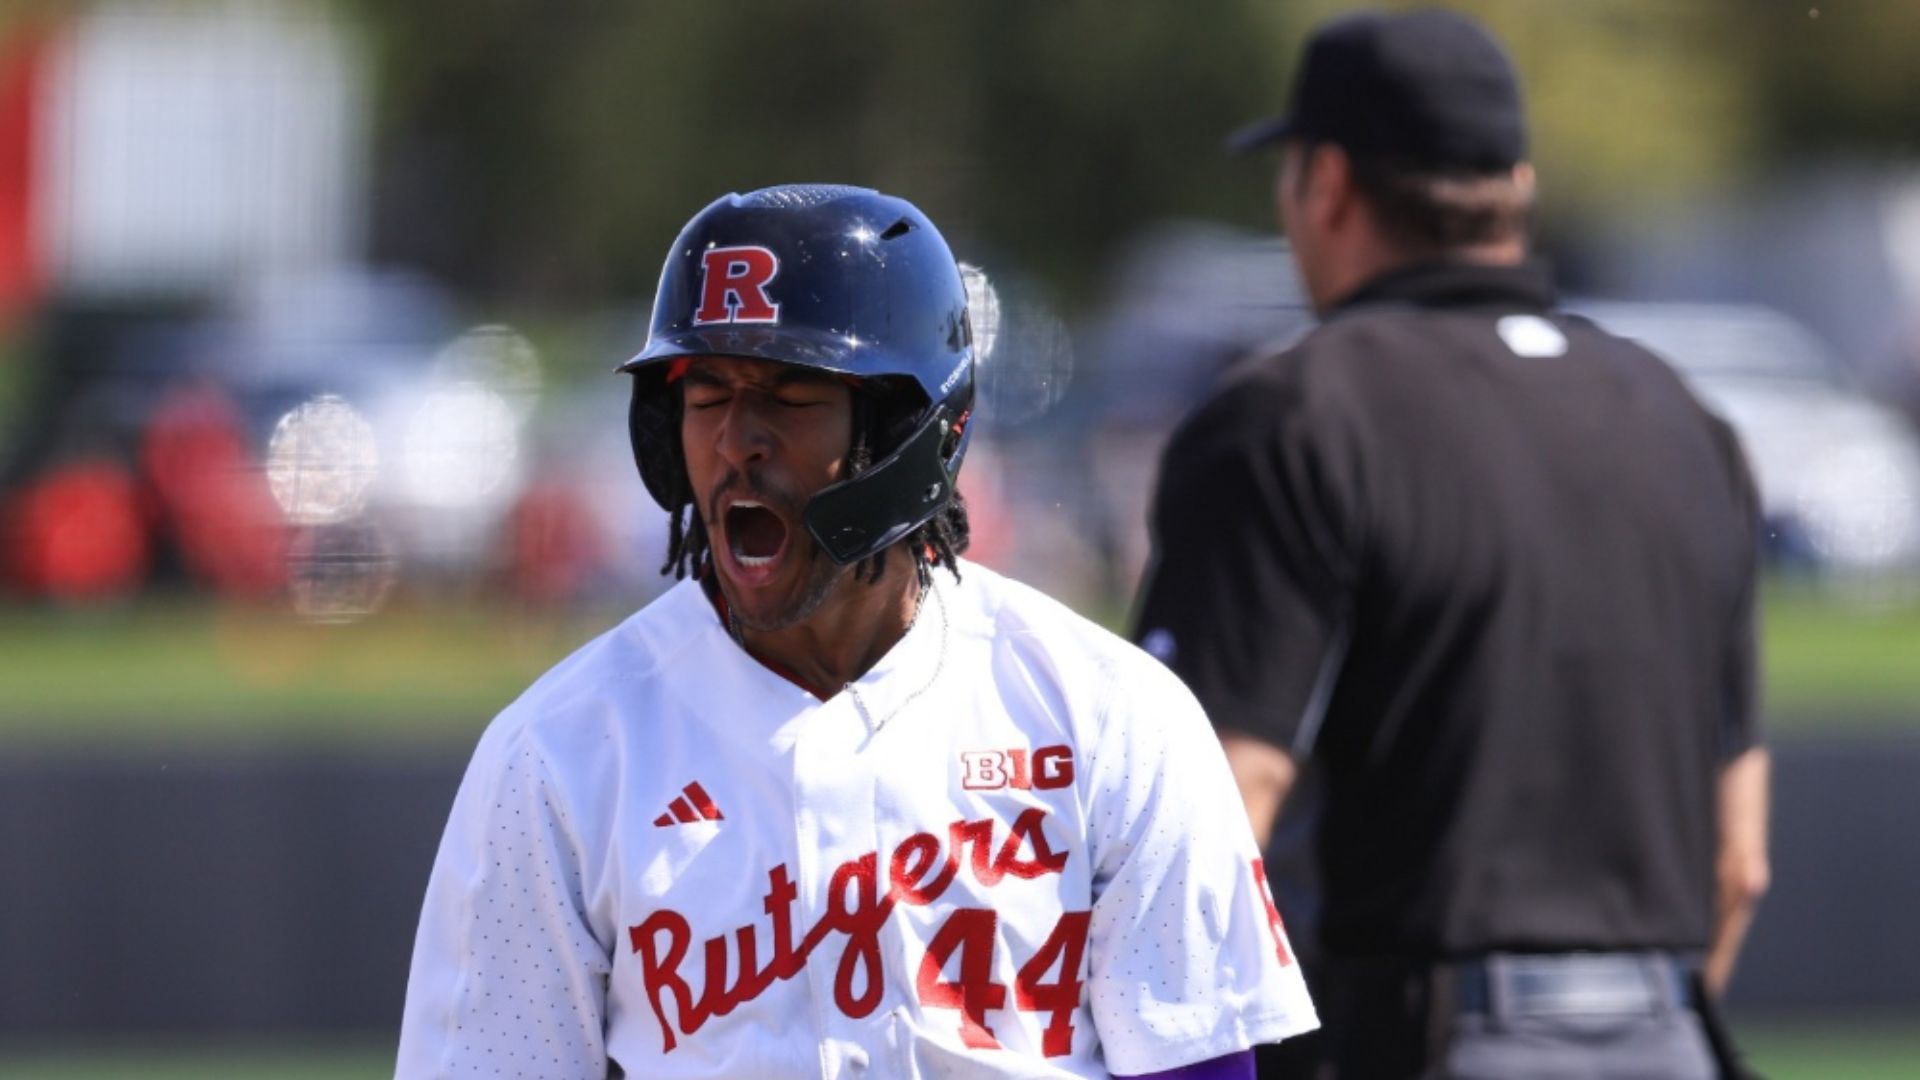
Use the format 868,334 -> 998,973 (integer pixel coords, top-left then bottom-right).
397,559 -> 1316,1078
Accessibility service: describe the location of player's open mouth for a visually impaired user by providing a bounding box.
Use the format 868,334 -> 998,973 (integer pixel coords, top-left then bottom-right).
724,500 -> 790,571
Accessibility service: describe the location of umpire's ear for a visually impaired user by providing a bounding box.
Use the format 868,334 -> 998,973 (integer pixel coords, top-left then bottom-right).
1305,142 -> 1361,235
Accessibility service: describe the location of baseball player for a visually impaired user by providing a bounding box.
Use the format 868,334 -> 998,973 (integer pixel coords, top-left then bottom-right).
397,184 -> 1317,1078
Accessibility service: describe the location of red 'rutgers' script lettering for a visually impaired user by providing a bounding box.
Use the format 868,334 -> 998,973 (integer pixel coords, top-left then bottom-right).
629,808 -> 1067,1053
692,246 -> 781,325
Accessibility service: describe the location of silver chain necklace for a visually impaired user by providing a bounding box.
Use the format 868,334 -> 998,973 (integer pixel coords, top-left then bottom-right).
845,579 -> 947,735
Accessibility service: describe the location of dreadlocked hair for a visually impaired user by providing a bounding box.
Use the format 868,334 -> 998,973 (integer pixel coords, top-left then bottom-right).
659,376 -> 969,585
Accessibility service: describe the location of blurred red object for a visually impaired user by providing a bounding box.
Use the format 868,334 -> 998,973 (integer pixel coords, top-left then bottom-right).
957,457 -> 1010,568
507,480 -> 606,605
0,22 -> 52,326
5,460 -> 148,600
140,383 -> 288,597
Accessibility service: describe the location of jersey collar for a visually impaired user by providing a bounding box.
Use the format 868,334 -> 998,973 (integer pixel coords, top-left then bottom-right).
1331,258 -> 1555,317
699,573 -> 837,700
697,569 -> 951,721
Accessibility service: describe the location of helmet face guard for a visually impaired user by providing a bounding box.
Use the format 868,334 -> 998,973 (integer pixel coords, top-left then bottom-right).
620,184 -> 975,567
803,399 -> 968,564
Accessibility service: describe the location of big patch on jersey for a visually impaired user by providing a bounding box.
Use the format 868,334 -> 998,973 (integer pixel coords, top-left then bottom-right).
693,245 -> 782,325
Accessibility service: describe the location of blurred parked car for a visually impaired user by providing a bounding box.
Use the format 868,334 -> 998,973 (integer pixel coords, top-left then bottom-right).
1078,225 -> 1920,586
1577,301 -> 1920,580
0,267 -> 627,616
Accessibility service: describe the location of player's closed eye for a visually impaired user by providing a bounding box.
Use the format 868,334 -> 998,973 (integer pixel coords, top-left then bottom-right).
686,392 -> 827,410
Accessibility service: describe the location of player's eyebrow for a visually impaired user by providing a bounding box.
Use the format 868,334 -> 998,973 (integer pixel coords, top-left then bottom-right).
771,369 -> 845,389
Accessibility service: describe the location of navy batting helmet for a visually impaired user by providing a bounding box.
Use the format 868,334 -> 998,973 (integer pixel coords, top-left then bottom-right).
619,184 -> 976,567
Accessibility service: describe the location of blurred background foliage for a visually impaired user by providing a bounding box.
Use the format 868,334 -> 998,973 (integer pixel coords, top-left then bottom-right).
349,0 -> 1291,308
332,0 -> 1905,309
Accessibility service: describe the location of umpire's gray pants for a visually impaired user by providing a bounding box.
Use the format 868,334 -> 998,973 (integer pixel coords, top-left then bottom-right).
1444,1004 -> 1716,1079
1440,953 -> 1716,1080
1316,951 -> 1720,1080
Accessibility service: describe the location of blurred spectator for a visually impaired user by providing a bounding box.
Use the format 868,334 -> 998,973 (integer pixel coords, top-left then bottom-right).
503,479 -> 606,607
140,382 -> 287,598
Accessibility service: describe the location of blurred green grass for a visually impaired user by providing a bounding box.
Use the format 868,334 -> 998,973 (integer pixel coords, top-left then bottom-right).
0,599 -> 612,745
1743,1020 -> 1920,1080
1760,582 -> 1920,721
0,578 -> 1914,744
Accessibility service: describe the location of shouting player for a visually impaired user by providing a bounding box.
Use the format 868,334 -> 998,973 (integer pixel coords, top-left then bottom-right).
396,184 -> 1316,1078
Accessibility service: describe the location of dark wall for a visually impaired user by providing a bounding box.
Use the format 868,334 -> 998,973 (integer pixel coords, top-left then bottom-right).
0,733 -> 1914,1041
0,751 -> 463,1038
1729,732 -> 1920,1014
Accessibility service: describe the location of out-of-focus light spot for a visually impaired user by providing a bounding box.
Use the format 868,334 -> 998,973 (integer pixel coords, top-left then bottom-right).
850,225 -> 877,245
433,324 -> 543,421
1794,444 -> 1920,570
266,394 -> 378,526
400,383 -> 520,510
968,270 -> 1073,426
959,263 -> 1001,363
1141,628 -> 1177,664
287,521 -> 397,624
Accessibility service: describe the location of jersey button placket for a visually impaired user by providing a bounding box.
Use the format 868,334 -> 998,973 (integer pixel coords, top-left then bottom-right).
791,695 -> 885,1077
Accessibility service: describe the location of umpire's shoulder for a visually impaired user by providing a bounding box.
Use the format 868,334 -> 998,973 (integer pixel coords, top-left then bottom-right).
1554,309 -> 1746,433
1555,308 -> 1685,373
1557,310 -> 1761,488
1160,327 -> 1360,472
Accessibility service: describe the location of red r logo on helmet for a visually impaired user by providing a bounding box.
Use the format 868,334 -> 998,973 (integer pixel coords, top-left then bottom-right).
693,246 -> 781,325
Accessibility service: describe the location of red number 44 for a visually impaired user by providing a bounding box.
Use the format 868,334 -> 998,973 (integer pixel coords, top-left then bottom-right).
915,908 -> 1092,1057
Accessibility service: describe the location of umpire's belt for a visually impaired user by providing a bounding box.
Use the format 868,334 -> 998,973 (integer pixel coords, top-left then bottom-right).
1452,952 -> 1692,1019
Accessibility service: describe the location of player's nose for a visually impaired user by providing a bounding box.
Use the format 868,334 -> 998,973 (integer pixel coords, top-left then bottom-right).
713,397 -> 776,469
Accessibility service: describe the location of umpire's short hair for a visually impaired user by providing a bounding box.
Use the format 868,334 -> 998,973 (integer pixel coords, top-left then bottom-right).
1339,147 -> 1534,254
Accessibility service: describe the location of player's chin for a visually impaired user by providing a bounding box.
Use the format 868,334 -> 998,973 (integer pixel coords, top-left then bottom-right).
715,539 -> 828,630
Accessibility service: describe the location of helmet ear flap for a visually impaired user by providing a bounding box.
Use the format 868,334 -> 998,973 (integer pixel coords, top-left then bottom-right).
803,402 -> 961,565
628,370 -> 683,511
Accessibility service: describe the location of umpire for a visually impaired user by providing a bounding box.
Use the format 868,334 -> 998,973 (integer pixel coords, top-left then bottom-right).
1133,9 -> 1770,1078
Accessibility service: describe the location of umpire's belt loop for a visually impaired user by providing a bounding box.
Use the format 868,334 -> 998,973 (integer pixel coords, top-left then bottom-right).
1452,952 -> 1692,1020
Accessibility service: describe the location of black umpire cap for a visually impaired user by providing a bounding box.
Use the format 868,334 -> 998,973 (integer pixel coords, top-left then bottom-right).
1230,7 -> 1528,171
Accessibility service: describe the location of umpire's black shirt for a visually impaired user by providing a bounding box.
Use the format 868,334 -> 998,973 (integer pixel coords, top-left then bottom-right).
1134,259 -> 1761,959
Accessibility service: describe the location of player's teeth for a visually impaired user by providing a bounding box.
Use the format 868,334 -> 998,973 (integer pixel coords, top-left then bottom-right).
737,554 -> 773,567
